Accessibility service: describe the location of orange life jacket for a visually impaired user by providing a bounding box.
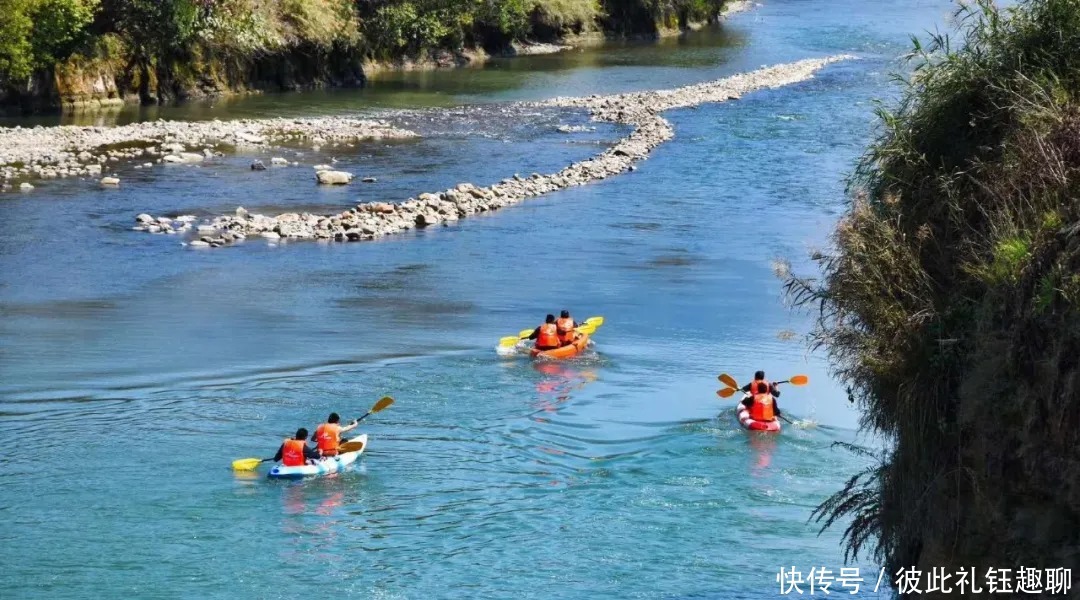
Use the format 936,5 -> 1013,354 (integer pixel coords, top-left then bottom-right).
556,317 -> 576,343
282,438 -> 307,466
536,323 -> 560,348
748,381 -> 775,422
315,423 -> 342,456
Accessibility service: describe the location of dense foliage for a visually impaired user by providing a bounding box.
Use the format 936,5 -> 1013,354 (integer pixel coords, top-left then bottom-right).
790,0 -> 1080,577
0,0 -> 729,91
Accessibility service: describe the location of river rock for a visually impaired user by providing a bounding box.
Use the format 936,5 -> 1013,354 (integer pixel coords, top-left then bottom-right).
270,157 -> 288,166
100,176 -> 120,186
362,176 -> 377,183
189,240 -> 211,248
19,182 -> 33,191
250,160 -> 267,171
235,206 -> 249,218
136,213 -> 154,224
261,231 -> 281,240
313,164 -> 332,171
316,170 -> 353,185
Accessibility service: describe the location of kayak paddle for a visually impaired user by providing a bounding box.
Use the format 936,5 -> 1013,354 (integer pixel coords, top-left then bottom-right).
231,397 -> 394,470
718,373 -> 739,390
337,396 -> 394,452
498,315 -> 603,347
232,457 -> 272,472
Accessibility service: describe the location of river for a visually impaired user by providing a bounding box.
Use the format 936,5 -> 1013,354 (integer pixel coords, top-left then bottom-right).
0,0 -> 951,597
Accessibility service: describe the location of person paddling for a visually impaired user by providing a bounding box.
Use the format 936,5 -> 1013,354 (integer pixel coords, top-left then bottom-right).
528,314 -> 561,351
274,428 -> 322,467
555,310 -> 578,346
740,371 -> 782,421
312,413 -> 360,457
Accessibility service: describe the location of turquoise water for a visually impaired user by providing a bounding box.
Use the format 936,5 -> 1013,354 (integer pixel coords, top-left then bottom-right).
0,0 -> 951,597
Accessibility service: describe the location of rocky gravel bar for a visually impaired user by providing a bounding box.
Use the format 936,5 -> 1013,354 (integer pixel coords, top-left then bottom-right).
133,55 -> 852,248
0,117 -> 416,182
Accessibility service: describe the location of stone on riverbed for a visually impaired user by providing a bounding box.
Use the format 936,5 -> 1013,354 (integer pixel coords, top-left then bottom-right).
250,160 -> 266,171
316,170 -> 353,185
189,240 -> 211,248
313,164 -> 332,172
100,177 -> 120,186
270,157 -> 288,166
362,176 -> 377,183
19,182 -> 34,191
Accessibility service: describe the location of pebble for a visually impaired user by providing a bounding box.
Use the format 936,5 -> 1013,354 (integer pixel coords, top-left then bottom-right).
316,170 -> 353,185
131,56 -> 853,248
1,117 -> 417,182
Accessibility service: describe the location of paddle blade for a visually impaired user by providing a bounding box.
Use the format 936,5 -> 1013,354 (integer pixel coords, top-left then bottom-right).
584,316 -> 604,327
337,440 -> 365,453
518,328 -> 534,338
576,324 -> 596,335
370,396 -> 394,413
499,336 -> 521,347
716,388 -> 738,398
232,458 -> 263,471
718,373 -> 739,389
788,375 -> 809,386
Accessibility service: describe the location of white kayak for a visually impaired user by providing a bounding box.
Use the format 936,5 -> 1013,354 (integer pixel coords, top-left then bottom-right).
267,434 -> 368,480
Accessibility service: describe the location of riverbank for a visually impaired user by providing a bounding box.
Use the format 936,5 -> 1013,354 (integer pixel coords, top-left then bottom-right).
0,117 -> 415,186
128,55 -> 850,248
0,0 -> 738,115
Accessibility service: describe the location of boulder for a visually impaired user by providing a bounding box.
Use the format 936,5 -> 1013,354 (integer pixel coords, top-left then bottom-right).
136,214 -> 155,224
235,206 -> 249,218
261,231 -> 281,240
250,160 -> 267,171
19,182 -> 33,191
100,176 -> 120,186
189,240 -> 211,248
270,157 -> 288,166
316,170 -> 353,185
361,176 -> 377,183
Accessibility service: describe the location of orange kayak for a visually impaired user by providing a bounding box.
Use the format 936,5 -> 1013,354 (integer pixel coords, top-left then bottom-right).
530,334 -> 590,360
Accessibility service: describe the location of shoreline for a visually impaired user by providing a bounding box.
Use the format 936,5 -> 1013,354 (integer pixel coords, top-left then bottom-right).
0,118 -> 416,185
129,55 -> 853,248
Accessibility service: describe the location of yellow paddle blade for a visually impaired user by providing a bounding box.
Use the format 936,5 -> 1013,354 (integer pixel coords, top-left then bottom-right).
788,374 -> 809,386
718,373 -> 739,389
576,324 -> 596,335
584,316 -> 604,327
716,388 -> 738,398
518,328 -> 533,338
371,396 -> 394,413
500,336 -> 522,347
337,440 -> 365,453
232,458 -> 263,471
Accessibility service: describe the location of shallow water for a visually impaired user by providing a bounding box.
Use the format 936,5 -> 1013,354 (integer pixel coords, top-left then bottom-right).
0,0 -> 951,597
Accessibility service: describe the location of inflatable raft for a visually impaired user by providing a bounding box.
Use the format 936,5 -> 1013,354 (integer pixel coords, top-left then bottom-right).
267,434 -> 367,480
530,333 -> 590,360
736,397 -> 781,433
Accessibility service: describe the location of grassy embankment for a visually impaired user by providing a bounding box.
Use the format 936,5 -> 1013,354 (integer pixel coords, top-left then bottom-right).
0,0 -> 728,111
787,0 -> 1080,581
